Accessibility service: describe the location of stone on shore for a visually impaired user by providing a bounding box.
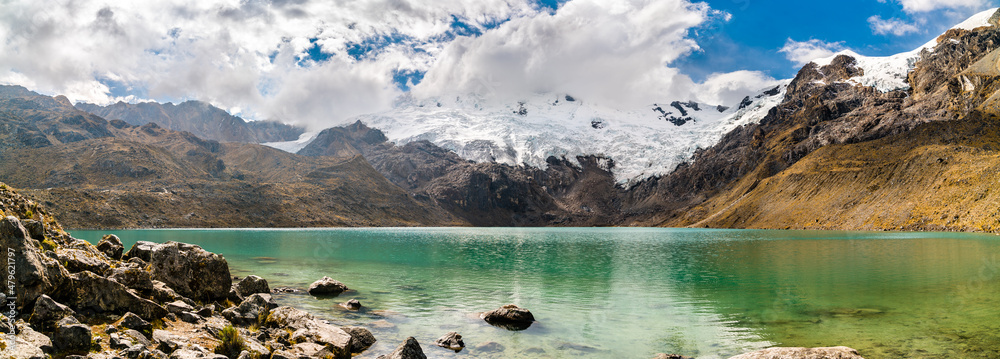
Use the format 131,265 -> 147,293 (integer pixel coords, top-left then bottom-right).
482,304 -> 535,330
341,326 -> 377,353
56,247 -> 112,276
114,312 -> 153,337
728,346 -> 865,359
124,241 -> 157,262
264,306 -> 352,358
377,337 -> 427,359
222,293 -> 278,327
97,234 -> 125,260
149,242 -> 232,302
28,294 -> 75,332
434,331 -> 465,352
233,275 -> 270,300
65,271 -> 167,321
308,276 -> 349,296
0,216 -> 72,313
53,316 -> 92,353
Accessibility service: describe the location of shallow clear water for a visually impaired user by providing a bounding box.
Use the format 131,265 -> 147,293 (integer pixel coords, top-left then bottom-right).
70,228 -> 1000,358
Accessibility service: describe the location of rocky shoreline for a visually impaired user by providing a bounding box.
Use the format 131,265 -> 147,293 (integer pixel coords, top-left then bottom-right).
1,183 -> 865,359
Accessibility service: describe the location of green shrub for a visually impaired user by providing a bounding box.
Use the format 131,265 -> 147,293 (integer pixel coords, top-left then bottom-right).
213,325 -> 247,359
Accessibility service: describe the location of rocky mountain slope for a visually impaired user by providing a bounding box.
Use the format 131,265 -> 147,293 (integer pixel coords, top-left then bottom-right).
76,100 -> 304,144
633,11 -> 1000,231
0,86 -> 462,228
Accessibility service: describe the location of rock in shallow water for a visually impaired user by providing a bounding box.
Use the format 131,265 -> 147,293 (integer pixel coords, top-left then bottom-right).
434,331 -> 465,352
308,276 -> 349,296
341,326 -> 377,353
727,346 -> 865,359
378,337 -> 426,359
482,304 -> 535,331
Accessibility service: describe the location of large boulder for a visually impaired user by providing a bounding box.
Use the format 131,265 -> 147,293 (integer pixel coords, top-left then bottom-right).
233,275 -> 270,300
221,293 -> 278,327
53,316 -> 92,353
148,242 -> 231,302
109,263 -> 155,294
377,337 -> 426,359
728,346 -> 866,359
97,234 -> 125,260
482,304 -> 535,330
307,276 -> 349,296
65,271 -> 167,321
56,247 -> 112,276
124,241 -> 157,262
28,294 -> 75,332
114,312 -> 153,337
341,326 -> 377,353
264,306 -> 351,359
0,216 -> 72,313
0,322 -> 53,358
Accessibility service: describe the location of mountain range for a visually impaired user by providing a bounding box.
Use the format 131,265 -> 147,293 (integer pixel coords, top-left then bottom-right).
4,9 -> 1000,231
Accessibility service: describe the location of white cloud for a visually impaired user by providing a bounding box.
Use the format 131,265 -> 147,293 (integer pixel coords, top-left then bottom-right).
693,71 -> 781,106
880,0 -> 987,13
778,39 -> 846,67
414,0 -> 714,107
868,15 -> 922,36
0,0 -> 749,129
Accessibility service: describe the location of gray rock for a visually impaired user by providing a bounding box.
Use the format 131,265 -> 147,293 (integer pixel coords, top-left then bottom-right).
1,322 -> 53,358
653,354 -> 694,359
340,299 -> 361,310
22,219 -> 44,240
727,346 -> 865,359
124,241 -> 157,262
196,306 -> 213,318
177,311 -> 203,324
0,216 -> 72,314
65,271 -> 167,321
150,280 -> 182,303
482,304 -> 535,330
54,316 -> 93,352
433,331 -> 465,352
121,329 -> 153,348
268,350 -> 295,359
377,337 -> 426,359
153,330 -> 182,353
264,307 -> 351,358
109,264 -> 154,293
110,332 -> 133,349
341,326 -> 377,353
28,294 -> 75,331
222,293 -> 277,327
149,242 -> 232,302
233,275 -> 270,299
167,349 -> 228,359
307,276 -> 348,296
56,247 -> 112,276
115,312 -> 152,337
166,301 -> 195,314
97,234 -> 125,260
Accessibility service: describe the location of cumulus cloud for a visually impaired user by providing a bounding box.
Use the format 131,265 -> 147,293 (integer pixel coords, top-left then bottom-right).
868,15 -> 922,36
693,71 -> 781,106
0,0 -> 758,129
778,39 -> 846,67
879,0 -> 987,13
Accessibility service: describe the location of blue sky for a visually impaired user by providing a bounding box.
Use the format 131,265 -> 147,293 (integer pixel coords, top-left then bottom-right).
679,0 -> 998,80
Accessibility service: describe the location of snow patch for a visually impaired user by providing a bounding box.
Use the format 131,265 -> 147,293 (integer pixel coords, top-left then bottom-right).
262,131 -> 320,153
350,84 -> 788,185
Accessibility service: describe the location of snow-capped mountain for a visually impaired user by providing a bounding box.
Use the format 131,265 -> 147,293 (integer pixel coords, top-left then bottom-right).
811,7 -> 998,93
330,85 -> 788,184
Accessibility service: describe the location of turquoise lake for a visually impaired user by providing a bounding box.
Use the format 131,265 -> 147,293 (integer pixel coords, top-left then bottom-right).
70,228 -> 1000,358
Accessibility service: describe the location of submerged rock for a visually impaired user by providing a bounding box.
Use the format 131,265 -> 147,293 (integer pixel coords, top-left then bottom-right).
433,331 -> 465,352
378,337 -> 426,359
482,304 -> 535,330
728,346 -> 865,359
340,299 -> 362,310
653,354 -> 694,359
308,276 -> 349,296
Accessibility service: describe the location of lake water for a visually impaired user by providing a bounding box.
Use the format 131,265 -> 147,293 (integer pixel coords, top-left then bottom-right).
70,228 -> 1000,359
